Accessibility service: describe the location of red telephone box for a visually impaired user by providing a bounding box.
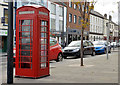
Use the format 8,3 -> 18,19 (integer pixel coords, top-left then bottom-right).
15,6 -> 50,78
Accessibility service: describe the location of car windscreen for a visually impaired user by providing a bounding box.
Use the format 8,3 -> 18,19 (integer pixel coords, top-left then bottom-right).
93,42 -> 104,45
68,41 -> 81,47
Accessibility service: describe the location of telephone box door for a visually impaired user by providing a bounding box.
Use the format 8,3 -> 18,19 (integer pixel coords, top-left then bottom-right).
38,18 -> 49,76
16,18 -> 34,77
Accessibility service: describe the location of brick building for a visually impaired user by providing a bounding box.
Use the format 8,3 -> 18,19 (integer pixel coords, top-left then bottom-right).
65,1 -> 90,45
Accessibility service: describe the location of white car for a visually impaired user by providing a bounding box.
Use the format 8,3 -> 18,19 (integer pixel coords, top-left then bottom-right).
110,42 -> 117,47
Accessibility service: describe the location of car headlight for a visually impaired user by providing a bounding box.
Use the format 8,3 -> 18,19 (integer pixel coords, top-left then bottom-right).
73,49 -> 80,52
100,47 -> 104,49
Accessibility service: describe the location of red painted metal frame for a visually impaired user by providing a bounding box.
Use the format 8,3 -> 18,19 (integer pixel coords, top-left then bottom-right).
15,6 -> 50,78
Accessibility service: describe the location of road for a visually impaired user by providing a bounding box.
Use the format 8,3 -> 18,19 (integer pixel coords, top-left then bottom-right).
0,48 -> 118,84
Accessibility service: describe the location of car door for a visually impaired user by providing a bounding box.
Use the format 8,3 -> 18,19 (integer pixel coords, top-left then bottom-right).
50,38 -> 58,60
88,41 -> 94,54
83,41 -> 89,55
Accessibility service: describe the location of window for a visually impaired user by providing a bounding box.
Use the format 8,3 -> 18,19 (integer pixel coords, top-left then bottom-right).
51,3 -> 56,14
51,18 -> 56,31
74,15 -> 77,24
86,6 -> 88,13
59,6 -> 63,16
59,20 -> 63,31
50,39 -> 57,46
69,1 -> 72,7
69,13 -> 72,23
74,4 -> 77,9
78,4 -> 81,10
82,5 -> 84,12
4,8 -> 8,26
78,16 -> 81,24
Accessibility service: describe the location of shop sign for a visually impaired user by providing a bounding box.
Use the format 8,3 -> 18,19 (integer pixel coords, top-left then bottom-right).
0,30 -> 7,36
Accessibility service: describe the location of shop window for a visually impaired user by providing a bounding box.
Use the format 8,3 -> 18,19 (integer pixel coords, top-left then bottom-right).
3,8 -> 8,26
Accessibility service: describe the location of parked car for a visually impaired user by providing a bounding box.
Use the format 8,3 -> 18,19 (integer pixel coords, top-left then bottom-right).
117,42 -> 120,47
13,37 -> 63,66
63,40 -> 95,59
110,42 -> 117,47
93,41 -> 111,54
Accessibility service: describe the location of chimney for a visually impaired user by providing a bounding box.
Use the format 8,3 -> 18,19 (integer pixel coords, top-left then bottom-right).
104,14 -> 107,19
109,15 -> 112,21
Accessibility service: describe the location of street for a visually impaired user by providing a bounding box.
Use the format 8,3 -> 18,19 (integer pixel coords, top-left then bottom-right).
0,48 -> 118,84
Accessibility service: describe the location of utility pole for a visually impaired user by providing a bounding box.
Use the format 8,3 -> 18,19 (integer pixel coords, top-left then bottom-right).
7,1 -> 13,84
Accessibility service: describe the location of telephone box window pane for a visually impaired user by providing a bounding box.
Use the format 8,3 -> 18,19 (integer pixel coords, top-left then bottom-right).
21,63 -> 30,68
22,26 -> 30,31
41,57 -> 47,63
22,32 -> 30,37
21,51 -> 30,56
41,45 -> 46,50
41,63 -> 46,68
22,38 -> 30,43
41,27 -> 47,32
21,20 -> 31,25
41,51 -> 47,56
41,39 -> 47,44
21,45 -> 32,50
21,57 -> 31,62
45,21 -> 47,26
41,27 -> 44,32
41,33 -> 47,38
41,21 -> 44,26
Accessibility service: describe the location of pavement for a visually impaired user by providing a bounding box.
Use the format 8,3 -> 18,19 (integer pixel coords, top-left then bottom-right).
0,48 -> 119,83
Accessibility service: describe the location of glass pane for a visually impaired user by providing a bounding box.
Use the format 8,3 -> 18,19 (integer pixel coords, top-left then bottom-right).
41,27 -> 44,32
41,33 -> 47,38
41,39 -> 47,44
21,45 -> 32,50
41,63 -> 46,68
21,57 -> 31,62
41,21 -> 44,26
22,32 -> 30,37
21,63 -> 31,68
21,51 -> 30,56
21,20 -> 31,25
22,38 -> 31,43
41,51 -> 47,56
41,57 -> 47,63
45,21 -> 47,26
22,26 -> 30,31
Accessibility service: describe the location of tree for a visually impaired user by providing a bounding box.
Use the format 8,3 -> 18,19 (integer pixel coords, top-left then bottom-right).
73,0 -> 96,66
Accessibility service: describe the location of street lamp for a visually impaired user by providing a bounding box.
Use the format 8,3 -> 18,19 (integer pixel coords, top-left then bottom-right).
106,11 -> 114,60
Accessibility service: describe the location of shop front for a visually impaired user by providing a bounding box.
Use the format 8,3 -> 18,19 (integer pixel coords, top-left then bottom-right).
0,30 -> 8,52
67,28 -> 89,45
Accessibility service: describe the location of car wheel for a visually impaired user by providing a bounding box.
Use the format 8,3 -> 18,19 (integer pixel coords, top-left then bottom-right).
91,51 -> 95,56
56,53 -> 63,62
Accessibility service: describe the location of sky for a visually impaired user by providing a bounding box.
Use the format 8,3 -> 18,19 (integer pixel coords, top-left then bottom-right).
94,0 -> 120,24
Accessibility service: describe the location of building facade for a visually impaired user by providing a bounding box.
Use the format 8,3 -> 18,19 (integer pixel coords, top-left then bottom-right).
103,14 -> 119,42
0,1 -> 16,52
89,10 -> 104,41
17,0 -> 67,44
65,1 -> 90,45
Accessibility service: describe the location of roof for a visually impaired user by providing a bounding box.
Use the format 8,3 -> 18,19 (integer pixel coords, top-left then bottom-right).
90,10 -> 105,19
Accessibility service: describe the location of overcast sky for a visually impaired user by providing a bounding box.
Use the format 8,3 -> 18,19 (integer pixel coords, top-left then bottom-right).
94,0 -> 119,24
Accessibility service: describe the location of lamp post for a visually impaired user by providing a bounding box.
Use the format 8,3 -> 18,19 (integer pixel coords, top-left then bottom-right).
7,1 -> 13,84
